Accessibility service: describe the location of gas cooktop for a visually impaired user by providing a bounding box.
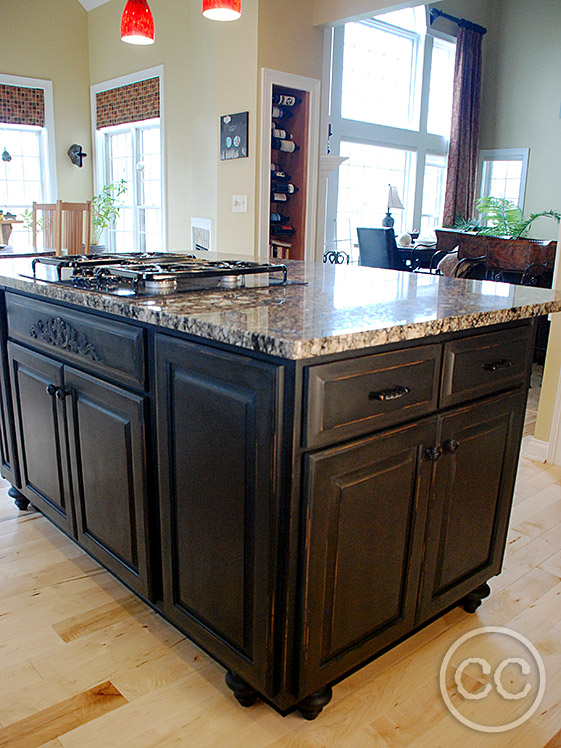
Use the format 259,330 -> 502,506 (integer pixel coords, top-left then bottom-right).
28,253 -> 288,297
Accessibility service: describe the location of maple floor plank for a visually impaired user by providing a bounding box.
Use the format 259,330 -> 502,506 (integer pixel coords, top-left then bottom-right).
0,681 -> 127,748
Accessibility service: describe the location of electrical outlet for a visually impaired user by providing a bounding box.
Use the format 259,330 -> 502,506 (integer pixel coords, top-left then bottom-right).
232,194 -> 248,213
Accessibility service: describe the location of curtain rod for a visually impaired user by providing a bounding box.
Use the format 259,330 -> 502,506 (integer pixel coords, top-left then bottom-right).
429,7 -> 487,35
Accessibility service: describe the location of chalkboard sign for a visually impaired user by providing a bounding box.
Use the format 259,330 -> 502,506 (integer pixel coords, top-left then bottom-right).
220,112 -> 248,160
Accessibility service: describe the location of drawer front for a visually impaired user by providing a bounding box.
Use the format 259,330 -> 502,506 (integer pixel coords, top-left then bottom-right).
440,324 -> 533,408
304,344 -> 441,448
6,294 -> 145,389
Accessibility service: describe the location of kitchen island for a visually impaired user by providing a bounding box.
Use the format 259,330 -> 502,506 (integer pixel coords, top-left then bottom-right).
0,256 -> 559,719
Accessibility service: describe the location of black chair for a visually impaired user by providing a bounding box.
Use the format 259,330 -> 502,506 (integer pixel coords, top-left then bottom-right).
356,227 -> 411,271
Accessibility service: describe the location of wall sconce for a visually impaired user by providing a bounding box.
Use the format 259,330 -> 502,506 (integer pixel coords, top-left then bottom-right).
202,0 -> 241,21
2,148 -> 11,162
68,144 -> 87,167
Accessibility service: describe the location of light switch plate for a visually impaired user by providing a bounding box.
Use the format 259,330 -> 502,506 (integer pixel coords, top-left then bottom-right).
232,194 -> 248,213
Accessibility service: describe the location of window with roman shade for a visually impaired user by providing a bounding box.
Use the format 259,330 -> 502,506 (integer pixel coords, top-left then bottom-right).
92,69 -> 163,253
0,76 -> 55,251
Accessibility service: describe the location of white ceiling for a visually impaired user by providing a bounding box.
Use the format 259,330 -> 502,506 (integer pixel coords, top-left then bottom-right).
77,0 -> 112,10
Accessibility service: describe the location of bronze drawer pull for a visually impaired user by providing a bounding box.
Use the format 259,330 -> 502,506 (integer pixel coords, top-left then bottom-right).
55,387 -> 70,401
369,385 -> 411,402
45,383 -> 57,397
483,359 -> 513,372
443,439 -> 460,453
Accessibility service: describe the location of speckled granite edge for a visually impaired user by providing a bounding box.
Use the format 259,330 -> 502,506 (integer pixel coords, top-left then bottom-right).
2,270 -> 561,360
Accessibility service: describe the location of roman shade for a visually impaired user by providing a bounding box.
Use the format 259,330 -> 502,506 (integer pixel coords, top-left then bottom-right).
96,77 -> 160,130
0,84 -> 45,127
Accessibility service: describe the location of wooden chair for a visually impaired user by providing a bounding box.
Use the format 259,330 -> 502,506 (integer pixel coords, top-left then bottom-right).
32,202 -> 60,253
59,201 -> 91,255
32,200 -> 91,256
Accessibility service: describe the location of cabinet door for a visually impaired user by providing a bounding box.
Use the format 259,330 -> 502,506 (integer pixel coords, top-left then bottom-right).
299,419 -> 436,697
155,336 -> 284,694
64,367 -> 151,598
7,342 -> 71,533
417,391 -> 526,623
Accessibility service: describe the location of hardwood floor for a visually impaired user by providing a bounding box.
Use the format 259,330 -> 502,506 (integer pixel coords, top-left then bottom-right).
1,384 -> 561,746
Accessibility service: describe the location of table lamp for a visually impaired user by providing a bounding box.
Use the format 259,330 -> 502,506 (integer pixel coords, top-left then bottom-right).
382,185 -> 404,228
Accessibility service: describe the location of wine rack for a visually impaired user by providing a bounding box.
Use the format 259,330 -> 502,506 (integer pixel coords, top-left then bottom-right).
269,84 -> 309,261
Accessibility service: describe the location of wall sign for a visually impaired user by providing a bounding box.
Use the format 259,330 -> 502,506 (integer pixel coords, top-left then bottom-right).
220,111 -> 248,160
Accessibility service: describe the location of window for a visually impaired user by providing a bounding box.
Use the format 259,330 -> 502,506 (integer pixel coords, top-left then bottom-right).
0,75 -> 55,250
479,148 -> 529,208
327,9 -> 456,260
92,68 -> 164,253
336,141 -> 416,243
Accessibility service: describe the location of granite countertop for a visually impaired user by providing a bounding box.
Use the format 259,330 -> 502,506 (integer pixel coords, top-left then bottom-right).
1,257 -> 560,360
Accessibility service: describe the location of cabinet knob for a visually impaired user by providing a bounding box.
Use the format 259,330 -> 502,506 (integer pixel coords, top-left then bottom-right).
443,439 -> 460,454
45,383 -> 57,397
369,385 -> 411,402
425,446 -> 443,461
483,359 -> 513,372
55,387 -> 69,401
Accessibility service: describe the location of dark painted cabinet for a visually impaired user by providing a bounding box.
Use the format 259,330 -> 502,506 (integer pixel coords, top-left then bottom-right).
417,390 -> 526,622
1,288 -> 535,719
8,343 -> 70,532
298,388 -> 526,699
299,418 -> 435,696
155,334 -> 284,695
8,340 -> 151,597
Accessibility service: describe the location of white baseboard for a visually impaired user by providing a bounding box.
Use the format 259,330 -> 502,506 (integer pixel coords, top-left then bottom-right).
522,436 -> 549,463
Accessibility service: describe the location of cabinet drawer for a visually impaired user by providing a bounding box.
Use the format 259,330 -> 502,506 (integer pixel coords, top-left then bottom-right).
304,344 -> 441,448
440,324 -> 533,408
6,294 -> 145,390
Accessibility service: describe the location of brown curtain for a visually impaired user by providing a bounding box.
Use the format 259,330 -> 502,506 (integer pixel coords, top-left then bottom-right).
442,25 -> 485,226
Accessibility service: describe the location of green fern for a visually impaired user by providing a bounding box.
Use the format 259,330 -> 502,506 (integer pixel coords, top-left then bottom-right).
474,197 -> 560,239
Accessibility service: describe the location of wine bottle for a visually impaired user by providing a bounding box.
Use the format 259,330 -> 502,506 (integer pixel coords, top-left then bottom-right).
272,93 -> 302,107
270,212 -> 290,222
272,128 -> 292,140
272,105 -> 293,120
270,223 -> 296,236
271,169 -> 291,182
271,191 -> 289,202
271,182 -> 298,194
272,138 -> 299,153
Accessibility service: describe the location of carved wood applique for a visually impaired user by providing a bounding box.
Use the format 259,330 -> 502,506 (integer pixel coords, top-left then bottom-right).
30,317 -> 100,361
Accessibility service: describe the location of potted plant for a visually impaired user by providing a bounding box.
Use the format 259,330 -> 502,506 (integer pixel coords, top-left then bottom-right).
454,196 -> 560,238
90,179 -> 127,252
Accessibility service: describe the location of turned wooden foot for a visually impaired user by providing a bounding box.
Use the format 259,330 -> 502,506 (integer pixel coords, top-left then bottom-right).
297,686 -> 333,720
225,671 -> 258,708
462,582 -> 491,613
8,486 -> 30,511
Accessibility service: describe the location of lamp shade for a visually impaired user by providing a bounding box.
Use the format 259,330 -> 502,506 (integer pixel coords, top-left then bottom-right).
387,185 -> 404,210
121,0 -> 155,45
202,0 -> 241,21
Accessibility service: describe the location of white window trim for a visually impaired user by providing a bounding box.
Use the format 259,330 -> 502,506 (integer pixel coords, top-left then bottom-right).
0,73 -> 57,201
478,147 -> 529,208
90,65 -> 166,250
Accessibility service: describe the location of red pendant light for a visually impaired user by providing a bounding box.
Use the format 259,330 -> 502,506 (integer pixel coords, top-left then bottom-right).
202,0 -> 241,22
121,0 -> 155,45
